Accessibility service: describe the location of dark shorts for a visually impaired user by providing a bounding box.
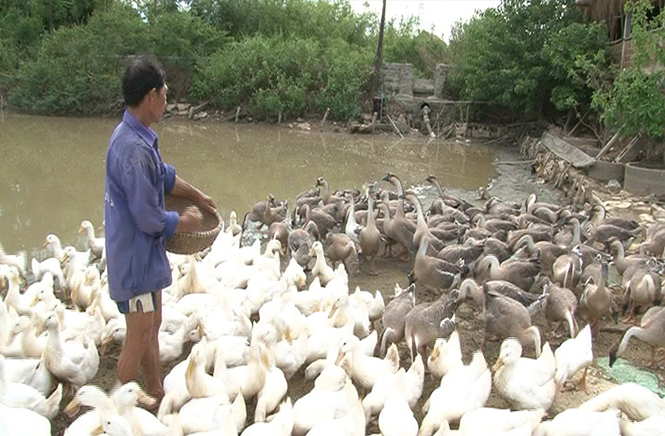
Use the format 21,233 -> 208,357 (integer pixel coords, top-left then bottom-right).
116,291 -> 158,314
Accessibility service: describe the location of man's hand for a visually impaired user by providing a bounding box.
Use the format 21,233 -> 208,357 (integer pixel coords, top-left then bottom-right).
198,193 -> 217,215
176,206 -> 203,233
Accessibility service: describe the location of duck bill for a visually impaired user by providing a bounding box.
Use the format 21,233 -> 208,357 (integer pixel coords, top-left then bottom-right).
328,304 -> 338,319
64,398 -> 82,417
137,389 -> 157,407
491,357 -> 503,374
90,425 -> 104,436
335,348 -> 345,365
100,335 -> 114,356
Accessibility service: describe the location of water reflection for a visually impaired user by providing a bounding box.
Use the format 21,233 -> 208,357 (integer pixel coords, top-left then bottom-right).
0,113 -> 496,253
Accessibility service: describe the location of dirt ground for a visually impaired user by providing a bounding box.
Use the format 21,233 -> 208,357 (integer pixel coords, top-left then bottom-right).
52,141 -> 665,435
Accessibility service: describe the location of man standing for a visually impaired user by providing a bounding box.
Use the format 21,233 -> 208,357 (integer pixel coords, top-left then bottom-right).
104,57 -> 215,402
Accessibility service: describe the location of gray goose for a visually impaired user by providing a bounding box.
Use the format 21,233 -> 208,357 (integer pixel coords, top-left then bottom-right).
405,192 -> 454,255
609,306 -> 665,368
288,221 -> 319,268
302,203 -> 336,239
268,220 -> 290,254
584,222 -> 642,249
579,259 -> 613,335
379,283 -> 416,356
457,278 -> 540,308
437,239 -> 485,270
476,254 -> 541,292
425,174 -> 474,211
610,238 -> 646,276
621,264 -> 662,324
325,233 -> 357,273
358,189 -> 381,275
541,278 -> 578,339
514,234 -> 568,275
460,282 -> 541,356
413,237 -> 463,293
242,194 -> 278,230
376,201 -> 414,261
404,289 -> 459,364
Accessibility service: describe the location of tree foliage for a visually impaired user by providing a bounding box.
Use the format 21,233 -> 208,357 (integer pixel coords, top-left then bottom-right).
448,0 -> 611,115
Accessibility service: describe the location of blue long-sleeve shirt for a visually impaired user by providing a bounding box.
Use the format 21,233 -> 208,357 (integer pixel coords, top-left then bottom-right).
104,111 -> 179,302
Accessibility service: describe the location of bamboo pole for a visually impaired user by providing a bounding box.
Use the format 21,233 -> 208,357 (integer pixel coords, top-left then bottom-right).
596,129 -> 622,159
386,114 -> 404,139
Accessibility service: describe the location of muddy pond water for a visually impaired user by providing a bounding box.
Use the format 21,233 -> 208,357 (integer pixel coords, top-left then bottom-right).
0,113 -> 497,254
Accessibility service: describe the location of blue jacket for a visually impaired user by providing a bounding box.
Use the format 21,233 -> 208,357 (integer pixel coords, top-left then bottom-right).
104,111 -> 179,302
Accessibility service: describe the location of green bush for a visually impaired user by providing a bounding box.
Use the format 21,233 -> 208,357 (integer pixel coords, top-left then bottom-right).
193,35 -> 370,120
8,3 -> 148,115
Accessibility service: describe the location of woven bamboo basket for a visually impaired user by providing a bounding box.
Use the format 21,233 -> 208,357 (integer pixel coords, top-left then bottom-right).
164,195 -> 222,255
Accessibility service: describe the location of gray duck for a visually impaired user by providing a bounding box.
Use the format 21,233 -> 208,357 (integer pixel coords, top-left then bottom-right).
379,283 -> 416,356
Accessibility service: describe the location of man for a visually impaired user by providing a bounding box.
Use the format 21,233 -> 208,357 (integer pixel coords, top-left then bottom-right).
104,57 -> 215,402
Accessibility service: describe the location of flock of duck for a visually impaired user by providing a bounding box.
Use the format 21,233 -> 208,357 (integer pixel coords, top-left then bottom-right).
1,173 -> 665,436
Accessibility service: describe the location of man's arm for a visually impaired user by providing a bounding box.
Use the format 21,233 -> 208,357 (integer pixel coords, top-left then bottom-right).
170,175 -> 217,215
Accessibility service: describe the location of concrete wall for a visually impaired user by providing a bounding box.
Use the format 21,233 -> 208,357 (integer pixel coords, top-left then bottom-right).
381,63 -> 414,96
381,62 -> 449,98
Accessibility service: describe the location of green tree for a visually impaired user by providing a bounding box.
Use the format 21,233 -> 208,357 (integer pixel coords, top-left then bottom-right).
448,0 -> 609,115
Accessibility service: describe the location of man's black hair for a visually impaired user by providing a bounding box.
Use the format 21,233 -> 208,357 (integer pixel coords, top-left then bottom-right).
122,57 -> 166,107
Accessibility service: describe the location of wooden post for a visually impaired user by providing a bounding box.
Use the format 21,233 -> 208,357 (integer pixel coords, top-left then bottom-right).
235,106 -> 241,123
278,112 -> 282,124
0,94 -> 3,123
371,112 -> 377,133
320,108 -> 330,128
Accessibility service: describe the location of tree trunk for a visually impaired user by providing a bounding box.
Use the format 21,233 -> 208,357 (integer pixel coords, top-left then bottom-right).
371,0 -> 387,98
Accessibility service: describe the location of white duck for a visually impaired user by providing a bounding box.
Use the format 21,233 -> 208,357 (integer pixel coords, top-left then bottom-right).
0,242 -> 28,277
79,220 -> 105,258
554,324 -> 593,392
185,341 -> 229,400
337,335 -> 399,390
378,393 -> 418,436
0,403 -> 51,436
620,415 -> 665,436
0,355 -> 63,419
446,408 -> 545,435
309,241 -> 336,286
419,350 -> 492,436
41,311 -> 99,387
4,267 -> 32,316
177,392 -> 245,435
362,357 -> 424,421
428,330 -> 463,379
533,408 -> 620,436
240,397 -> 293,436
112,382 -> 169,436
214,341 -> 268,401
492,338 -> 556,411
579,382 -> 665,420
292,365 -> 359,435
44,234 -> 66,261
2,355 -> 53,396
254,345 -> 288,423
